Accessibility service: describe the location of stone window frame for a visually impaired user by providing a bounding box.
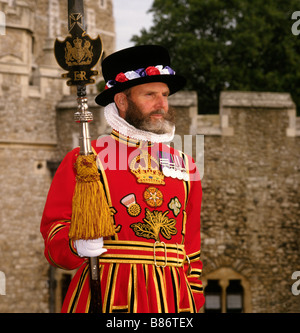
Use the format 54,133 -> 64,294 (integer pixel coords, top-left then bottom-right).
202,267 -> 252,313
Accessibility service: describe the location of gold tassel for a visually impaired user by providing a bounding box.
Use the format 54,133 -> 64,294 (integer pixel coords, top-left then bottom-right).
69,154 -> 115,240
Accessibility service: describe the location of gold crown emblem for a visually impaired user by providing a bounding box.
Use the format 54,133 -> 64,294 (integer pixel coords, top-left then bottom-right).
130,152 -> 165,185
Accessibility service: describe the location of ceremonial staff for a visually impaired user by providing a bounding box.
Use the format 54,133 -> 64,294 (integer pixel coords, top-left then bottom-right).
54,0 -> 115,313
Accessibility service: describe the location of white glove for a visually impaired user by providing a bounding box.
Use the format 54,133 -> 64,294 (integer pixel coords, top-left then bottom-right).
74,238 -> 107,258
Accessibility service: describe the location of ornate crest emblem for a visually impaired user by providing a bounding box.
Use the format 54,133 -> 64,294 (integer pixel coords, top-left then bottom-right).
65,37 -> 93,66
54,11 -> 102,86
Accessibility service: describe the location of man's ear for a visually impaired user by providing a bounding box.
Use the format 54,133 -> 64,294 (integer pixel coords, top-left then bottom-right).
114,92 -> 128,119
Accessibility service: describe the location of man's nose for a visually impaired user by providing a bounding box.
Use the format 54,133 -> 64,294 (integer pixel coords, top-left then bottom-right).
155,94 -> 169,111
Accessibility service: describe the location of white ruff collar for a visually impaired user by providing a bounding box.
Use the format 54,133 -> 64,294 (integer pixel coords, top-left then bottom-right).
104,102 -> 175,143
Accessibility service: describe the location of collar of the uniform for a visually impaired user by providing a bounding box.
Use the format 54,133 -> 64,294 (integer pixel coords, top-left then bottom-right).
110,129 -> 152,147
104,102 -> 175,144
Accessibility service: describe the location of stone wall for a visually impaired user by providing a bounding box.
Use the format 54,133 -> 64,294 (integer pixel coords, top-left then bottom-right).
200,92 -> 300,313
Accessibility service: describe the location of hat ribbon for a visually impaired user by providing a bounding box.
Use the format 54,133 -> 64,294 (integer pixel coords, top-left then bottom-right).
105,65 -> 176,90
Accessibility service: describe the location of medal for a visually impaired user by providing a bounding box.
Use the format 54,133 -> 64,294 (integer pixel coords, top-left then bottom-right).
159,151 -> 173,177
158,152 -> 188,181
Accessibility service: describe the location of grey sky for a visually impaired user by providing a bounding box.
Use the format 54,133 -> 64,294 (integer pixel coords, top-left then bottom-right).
113,0 -> 154,50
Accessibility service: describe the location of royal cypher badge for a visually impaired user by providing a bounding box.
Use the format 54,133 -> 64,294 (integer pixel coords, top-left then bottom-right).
54,13 -> 102,86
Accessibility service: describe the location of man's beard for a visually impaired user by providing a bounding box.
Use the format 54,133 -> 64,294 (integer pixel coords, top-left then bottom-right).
124,98 -> 176,135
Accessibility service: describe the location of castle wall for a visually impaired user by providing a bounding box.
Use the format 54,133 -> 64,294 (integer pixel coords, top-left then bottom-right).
200,92 -> 300,313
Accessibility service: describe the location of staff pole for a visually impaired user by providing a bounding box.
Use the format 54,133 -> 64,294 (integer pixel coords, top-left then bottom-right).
54,0 -> 115,313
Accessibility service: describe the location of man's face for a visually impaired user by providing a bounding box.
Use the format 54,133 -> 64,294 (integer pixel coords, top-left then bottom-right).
116,82 -> 175,135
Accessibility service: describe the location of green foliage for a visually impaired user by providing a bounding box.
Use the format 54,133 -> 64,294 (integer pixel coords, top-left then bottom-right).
96,80 -> 106,93
132,0 -> 300,114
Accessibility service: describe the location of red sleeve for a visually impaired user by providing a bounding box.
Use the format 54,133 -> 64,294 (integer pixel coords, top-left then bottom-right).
40,148 -> 84,270
183,157 -> 205,312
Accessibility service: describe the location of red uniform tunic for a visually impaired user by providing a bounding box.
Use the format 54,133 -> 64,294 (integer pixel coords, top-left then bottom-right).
40,130 -> 204,313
